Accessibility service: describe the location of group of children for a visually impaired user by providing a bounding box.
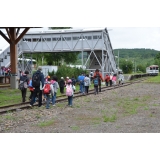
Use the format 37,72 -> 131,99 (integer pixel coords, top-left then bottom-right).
19,67 -> 125,109
104,72 -> 124,87
27,75 -> 75,109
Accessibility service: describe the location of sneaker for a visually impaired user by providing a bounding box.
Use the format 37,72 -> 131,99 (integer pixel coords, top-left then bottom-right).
29,104 -> 33,107
53,104 -> 55,106
69,105 -> 72,107
46,107 -> 49,109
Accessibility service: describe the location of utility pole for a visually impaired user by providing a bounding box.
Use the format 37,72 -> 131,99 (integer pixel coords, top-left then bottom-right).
118,50 -> 119,70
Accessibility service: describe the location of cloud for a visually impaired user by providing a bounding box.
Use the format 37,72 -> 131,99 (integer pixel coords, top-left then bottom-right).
108,27 -> 160,50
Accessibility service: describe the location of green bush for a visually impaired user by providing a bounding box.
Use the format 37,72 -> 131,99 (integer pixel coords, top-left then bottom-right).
48,65 -> 87,81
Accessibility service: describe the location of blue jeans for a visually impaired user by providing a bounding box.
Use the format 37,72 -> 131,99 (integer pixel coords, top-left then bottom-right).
80,83 -> 84,93
68,96 -> 73,106
45,94 -> 51,108
52,92 -> 57,105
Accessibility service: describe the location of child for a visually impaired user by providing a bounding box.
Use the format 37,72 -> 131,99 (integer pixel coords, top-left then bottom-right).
105,74 -> 110,86
93,76 -> 99,95
112,74 -> 117,86
28,78 -> 35,102
51,76 -> 59,106
66,79 -> 75,107
42,78 -> 54,109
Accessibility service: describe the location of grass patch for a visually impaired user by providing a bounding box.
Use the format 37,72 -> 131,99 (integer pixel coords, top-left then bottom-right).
35,114 -> 41,119
142,95 -> 151,101
4,114 -> 16,121
144,107 -> 149,110
37,119 -> 54,127
103,114 -> 117,122
145,75 -> 160,83
71,126 -> 80,131
75,105 -> 80,108
122,103 -> 139,115
56,103 -> 64,108
149,114 -> 153,117
153,104 -> 159,106
133,97 -> 139,101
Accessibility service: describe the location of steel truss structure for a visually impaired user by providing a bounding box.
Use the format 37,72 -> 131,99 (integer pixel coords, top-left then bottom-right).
0,27 -> 117,77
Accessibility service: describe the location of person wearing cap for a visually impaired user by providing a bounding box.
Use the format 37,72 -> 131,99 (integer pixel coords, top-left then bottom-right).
29,66 -> 44,107
59,77 -> 65,94
65,77 -> 69,86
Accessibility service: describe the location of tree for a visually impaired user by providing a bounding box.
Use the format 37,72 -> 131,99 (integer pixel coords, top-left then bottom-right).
121,60 -> 133,74
45,27 -> 79,65
154,52 -> 160,71
136,64 -> 145,73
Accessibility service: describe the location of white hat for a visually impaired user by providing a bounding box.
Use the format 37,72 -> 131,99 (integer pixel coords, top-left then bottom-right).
38,66 -> 42,71
61,77 -> 64,79
66,77 -> 69,79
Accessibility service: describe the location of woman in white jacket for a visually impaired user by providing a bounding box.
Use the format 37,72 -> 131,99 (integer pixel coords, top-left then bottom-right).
118,72 -> 124,85
84,74 -> 90,94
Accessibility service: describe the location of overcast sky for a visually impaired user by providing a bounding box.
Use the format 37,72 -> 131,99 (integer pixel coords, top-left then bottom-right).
107,27 -> 160,51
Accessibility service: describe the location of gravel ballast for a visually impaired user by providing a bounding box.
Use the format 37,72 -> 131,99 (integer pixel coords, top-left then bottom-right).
0,82 -> 160,133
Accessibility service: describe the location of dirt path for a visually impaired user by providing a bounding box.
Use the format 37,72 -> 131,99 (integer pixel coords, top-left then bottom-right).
0,82 -> 160,133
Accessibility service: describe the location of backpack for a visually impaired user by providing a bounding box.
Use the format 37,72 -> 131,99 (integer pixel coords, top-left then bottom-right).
84,78 -> 89,86
28,80 -> 32,87
32,72 -> 40,87
43,83 -> 51,94
94,77 -> 99,86
66,85 -> 72,96
71,78 -> 76,85
18,77 -> 27,91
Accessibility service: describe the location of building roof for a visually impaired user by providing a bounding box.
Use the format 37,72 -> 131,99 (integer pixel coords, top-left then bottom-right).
25,27 -> 107,35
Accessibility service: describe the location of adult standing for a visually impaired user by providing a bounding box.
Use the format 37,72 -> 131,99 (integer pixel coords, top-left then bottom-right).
89,70 -> 94,82
19,70 -> 30,102
59,77 -> 65,94
84,74 -> 90,94
93,69 -> 103,92
29,66 -> 44,107
78,73 -> 85,94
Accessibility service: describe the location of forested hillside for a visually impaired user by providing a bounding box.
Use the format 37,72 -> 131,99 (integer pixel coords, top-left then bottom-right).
113,48 -> 160,68
114,48 -> 159,59
112,48 -> 160,73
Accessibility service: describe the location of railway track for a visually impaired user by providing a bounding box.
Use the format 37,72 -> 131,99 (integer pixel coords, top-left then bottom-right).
0,78 -> 147,114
